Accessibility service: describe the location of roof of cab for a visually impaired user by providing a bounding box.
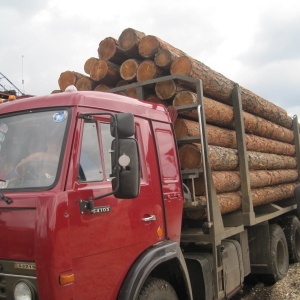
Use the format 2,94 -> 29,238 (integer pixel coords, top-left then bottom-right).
0,91 -> 172,123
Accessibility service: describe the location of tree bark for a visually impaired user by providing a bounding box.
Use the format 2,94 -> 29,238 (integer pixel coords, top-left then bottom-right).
136,60 -> 165,82
118,28 -> 146,59
172,90 -> 294,143
170,56 -> 292,129
187,169 -> 298,195
175,119 -> 295,156
191,183 -> 297,217
120,58 -> 141,81
98,37 -> 128,65
178,143 -> 297,170
84,57 -> 98,75
89,59 -> 121,85
58,71 -> 85,91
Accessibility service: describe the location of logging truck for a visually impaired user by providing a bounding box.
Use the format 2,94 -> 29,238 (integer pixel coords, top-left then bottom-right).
0,74 -> 300,300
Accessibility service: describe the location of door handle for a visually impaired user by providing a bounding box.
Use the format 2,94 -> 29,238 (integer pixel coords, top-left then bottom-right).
142,215 -> 156,222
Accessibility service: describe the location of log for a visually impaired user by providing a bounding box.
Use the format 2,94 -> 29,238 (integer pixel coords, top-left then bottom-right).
94,84 -> 112,92
123,86 -> 153,99
188,169 -> 299,195
155,48 -> 186,70
136,60 -> 165,82
139,35 -> 186,61
75,76 -> 96,91
58,71 -> 85,91
188,183 -> 297,218
84,57 -> 98,75
118,28 -> 146,58
89,59 -> 121,85
120,59 -> 141,81
155,79 -> 186,100
178,144 -> 297,170
98,37 -> 128,65
172,90 -> 294,144
175,119 -> 295,156
145,94 -> 164,104
170,56 -> 293,129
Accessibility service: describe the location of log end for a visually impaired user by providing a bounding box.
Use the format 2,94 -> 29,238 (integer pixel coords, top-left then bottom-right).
171,56 -> 192,76
173,90 -> 197,107
75,77 -> 94,91
120,59 -> 139,81
155,80 -> 176,100
154,49 -> 173,69
84,57 -> 98,75
98,37 -> 118,60
136,60 -> 158,82
58,71 -> 77,91
94,84 -> 111,92
138,35 -> 160,58
118,28 -> 145,51
90,60 -> 108,81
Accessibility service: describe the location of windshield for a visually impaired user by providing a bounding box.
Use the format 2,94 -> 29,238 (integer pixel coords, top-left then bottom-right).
0,109 -> 69,189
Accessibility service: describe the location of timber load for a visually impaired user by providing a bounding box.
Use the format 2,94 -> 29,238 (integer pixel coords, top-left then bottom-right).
55,28 -> 300,219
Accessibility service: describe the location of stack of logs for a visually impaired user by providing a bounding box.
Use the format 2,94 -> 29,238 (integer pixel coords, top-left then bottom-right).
57,28 -> 299,218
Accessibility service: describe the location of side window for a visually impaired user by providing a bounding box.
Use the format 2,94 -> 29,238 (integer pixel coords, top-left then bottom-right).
78,122 -> 103,182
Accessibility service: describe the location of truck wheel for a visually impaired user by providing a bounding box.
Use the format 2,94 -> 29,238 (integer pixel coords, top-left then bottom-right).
282,216 -> 300,263
138,277 -> 178,300
262,224 -> 289,284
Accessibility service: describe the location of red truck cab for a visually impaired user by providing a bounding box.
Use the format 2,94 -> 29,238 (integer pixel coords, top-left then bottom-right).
0,90 -> 191,299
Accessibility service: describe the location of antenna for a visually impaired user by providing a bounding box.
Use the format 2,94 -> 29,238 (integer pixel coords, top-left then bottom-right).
22,54 -> 25,93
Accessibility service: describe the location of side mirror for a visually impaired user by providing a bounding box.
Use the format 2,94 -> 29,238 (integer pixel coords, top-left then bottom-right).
110,113 -> 140,199
110,113 -> 135,138
111,138 -> 140,198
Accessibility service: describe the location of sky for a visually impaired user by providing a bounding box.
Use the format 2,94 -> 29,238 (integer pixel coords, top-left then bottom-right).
1,0 -> 300,118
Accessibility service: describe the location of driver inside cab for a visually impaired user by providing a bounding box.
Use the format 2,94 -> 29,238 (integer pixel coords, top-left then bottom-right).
15,138 -> 59,179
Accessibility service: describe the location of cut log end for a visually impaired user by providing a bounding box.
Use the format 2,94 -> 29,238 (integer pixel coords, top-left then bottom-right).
155,80 -> 176,100
75,77 -> 94,91
138,35 -> 160,58
118,28 -> 146,54
90,60 -> 108,81
136,60 -> 163,82
84,57 -> 98,75
171,56 -> 192,76
154,49 -> 174,68
120,59 -> 140,81
94,84 -> 111,92
98,37 -> 118,60
58,71 -> 82,91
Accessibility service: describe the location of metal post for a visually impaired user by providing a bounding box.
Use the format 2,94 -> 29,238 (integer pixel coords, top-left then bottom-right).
231,84 -> 255,225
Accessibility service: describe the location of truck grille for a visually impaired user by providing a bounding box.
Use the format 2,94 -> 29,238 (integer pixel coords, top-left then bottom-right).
0,260 -> 37,299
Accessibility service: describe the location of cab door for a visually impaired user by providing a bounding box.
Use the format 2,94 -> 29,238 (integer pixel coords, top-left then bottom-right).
67,115 -> 164,299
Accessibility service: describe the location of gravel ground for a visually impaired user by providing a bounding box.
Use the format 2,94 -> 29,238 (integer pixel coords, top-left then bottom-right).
232,263 -> 300,300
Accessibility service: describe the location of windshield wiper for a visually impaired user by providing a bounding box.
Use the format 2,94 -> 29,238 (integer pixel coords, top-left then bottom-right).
0,180 -> 12,204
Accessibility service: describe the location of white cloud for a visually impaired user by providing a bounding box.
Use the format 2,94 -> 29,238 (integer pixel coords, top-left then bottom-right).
0,0 -> 300,117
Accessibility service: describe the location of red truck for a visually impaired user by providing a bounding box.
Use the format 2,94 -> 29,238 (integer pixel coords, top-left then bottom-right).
0,75 -> 300,299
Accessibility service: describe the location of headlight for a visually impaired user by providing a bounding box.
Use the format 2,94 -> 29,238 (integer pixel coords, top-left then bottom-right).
14,281 -> 35,300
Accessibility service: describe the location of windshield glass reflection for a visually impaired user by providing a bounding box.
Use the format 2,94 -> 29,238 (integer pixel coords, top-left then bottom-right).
0,110 -> 69,189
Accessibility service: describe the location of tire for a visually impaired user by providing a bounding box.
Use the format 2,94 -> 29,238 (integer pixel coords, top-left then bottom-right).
261,224 -> 289,284
282,216 -> 300,263
138,277 -> 178,300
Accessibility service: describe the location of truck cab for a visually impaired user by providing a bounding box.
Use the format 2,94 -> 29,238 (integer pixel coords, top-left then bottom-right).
0,90 -> 191,299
